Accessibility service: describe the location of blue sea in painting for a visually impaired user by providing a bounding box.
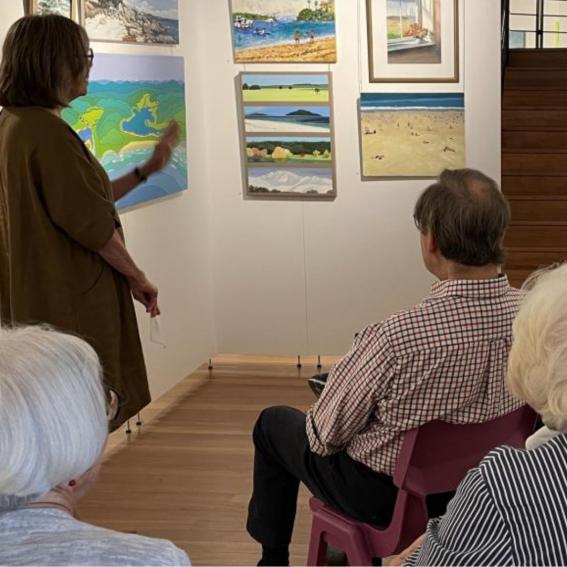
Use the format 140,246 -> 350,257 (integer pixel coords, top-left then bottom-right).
157,16 -> 179,43
361,93 -> 464,111
234,19 -> 335,50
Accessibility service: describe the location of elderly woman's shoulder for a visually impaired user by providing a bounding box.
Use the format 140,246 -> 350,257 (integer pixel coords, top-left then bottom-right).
2,107 -> 76,140
479,432 -> 567,478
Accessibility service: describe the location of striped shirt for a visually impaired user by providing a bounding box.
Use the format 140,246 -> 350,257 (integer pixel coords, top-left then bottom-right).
406,434 -> 567,566
306,276 -> 524,476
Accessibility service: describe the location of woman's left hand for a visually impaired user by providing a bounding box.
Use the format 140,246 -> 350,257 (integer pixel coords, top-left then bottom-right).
142,121 -> 180,176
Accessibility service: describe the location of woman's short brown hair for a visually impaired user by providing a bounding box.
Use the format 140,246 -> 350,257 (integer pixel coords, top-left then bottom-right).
0,15 -> 89,108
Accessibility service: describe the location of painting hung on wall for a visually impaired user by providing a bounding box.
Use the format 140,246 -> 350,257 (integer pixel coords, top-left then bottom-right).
239,72 -> 336,200
359,93 -> 464,178
231,0 -> 337,63
63,53 -> 187,210
30,0 -> 73,17
366,0 -> 459,82
82,0 -> 179,44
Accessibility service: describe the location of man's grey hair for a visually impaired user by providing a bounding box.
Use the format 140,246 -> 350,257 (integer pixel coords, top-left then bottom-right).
0,326 -> 107,501
413,168 -> 511,266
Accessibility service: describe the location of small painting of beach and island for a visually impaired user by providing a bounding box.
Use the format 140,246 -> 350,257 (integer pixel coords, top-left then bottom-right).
248,167 -> 335,197
360,93 -> 464,178
32,0 -> 72,17
246,136 -> 331,163
83,0 -> 179,44
241,73 -> 330,103
231,0 -> 336,63
245,105 -> 330,133
62,53 -> 187,210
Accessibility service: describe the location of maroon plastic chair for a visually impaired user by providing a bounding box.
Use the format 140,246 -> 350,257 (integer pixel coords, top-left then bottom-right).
307,405 -> 537,566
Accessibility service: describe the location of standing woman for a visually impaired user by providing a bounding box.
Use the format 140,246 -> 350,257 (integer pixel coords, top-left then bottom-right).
0,15 -> 179,428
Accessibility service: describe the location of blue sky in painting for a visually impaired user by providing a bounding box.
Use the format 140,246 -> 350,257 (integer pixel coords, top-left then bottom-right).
89,53 -> 184,82
245,105 -> 330,117
124,0 -> 178,19
361,93 -> 464,110
242,74 -> 329,87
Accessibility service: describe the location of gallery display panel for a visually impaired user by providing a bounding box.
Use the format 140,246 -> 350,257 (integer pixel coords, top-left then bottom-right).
238,72 -> 337,200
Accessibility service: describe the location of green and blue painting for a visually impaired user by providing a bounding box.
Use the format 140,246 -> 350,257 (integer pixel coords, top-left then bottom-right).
63,53 -> 187,210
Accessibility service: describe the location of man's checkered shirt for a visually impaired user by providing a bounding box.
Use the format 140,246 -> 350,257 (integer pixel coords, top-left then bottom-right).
306,276 -> 524,476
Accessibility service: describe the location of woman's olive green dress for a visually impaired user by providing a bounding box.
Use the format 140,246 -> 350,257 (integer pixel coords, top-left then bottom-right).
0,107 -> 150,428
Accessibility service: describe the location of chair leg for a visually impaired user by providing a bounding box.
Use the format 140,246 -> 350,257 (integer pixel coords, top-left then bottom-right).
307,526 -> 328,566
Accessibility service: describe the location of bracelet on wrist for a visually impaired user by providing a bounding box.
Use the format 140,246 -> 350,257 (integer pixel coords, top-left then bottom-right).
133,166 -> 148,183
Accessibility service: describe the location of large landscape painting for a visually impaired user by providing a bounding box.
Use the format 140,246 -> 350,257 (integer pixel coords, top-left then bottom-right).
231,0 -> 336,63
83,0 -> 179,44
63,53 -> 187,210
360,92 -> 464,178
239,72 -> 335,199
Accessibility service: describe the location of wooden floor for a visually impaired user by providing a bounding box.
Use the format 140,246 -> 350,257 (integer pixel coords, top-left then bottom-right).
78,356 -> 337,566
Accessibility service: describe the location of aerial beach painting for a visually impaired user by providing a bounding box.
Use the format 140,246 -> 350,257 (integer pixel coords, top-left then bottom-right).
231,0 -> 336,62
360,93 -> 464,178
245,105 -> 330,133
248,167 -> 335,197
62,53 -> 187,210
83,0 -> 179,44
241,73 -> 330,103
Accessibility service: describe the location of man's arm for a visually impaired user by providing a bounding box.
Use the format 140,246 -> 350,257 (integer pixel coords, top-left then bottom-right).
306,324 -> 397,455
98,230 -> 159,317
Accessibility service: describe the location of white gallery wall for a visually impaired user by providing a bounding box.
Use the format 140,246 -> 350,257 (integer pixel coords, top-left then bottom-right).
205,0 -> 501,356
0,0 -> 501,392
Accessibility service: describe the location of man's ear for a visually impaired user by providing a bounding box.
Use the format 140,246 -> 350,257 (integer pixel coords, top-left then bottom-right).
424,231 -> 439,255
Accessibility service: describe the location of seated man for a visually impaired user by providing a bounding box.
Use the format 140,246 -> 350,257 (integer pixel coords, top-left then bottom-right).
246,168 -> 523,567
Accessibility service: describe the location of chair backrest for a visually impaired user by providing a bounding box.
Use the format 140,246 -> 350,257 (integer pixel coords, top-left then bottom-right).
394,405 -> 538,497
364,405 -> 537,557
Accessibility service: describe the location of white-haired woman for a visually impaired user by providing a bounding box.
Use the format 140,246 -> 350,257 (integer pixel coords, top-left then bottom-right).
393,264 -> 567,566
0,326 -> 190,566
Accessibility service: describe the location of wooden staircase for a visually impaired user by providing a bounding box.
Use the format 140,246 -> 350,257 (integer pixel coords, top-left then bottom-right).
502,48 -> 567,287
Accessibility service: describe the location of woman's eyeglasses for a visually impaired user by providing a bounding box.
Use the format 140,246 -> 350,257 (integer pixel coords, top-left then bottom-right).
86,48 -> 94,66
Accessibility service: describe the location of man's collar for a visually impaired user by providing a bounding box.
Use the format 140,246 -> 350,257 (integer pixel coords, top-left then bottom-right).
428,274 -> 512,300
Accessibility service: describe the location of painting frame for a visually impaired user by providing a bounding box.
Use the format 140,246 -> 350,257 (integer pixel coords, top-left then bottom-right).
81,0 -> 180,45
358,92 -> 465,179
237,71 -> 337,201
29,0 -> 75,19
366,0 -> 460,83
229,0 -> 337,64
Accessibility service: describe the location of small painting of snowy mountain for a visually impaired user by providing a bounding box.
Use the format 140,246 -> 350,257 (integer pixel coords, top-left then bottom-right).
32,0 -> 72,17
83,0 -> 179,44
248,167 -> 335,198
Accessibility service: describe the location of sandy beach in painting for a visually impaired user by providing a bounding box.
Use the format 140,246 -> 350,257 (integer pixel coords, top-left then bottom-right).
361,110 -> 465,177
235,36 -> 336,63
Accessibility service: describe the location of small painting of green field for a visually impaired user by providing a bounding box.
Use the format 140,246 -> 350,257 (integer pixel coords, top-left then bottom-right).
62,53 -> 187,210
242,73 -> 329,103
246,136 -> 331,164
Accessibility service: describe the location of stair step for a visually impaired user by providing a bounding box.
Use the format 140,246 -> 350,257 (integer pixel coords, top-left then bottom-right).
503,109 -> 567,130
510,200 -> 567,222
508,49 -> 567,67
505,249 -> 567,270
502,175 -> 567,197
504,225 -> 567,249
505,68 -> 567,89
503,90 -> 567,109
503,131 -> 567,151
503,153 -> 567,175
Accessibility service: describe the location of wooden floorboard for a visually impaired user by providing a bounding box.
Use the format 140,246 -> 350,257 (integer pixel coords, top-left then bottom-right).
78,357 -> 336,566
